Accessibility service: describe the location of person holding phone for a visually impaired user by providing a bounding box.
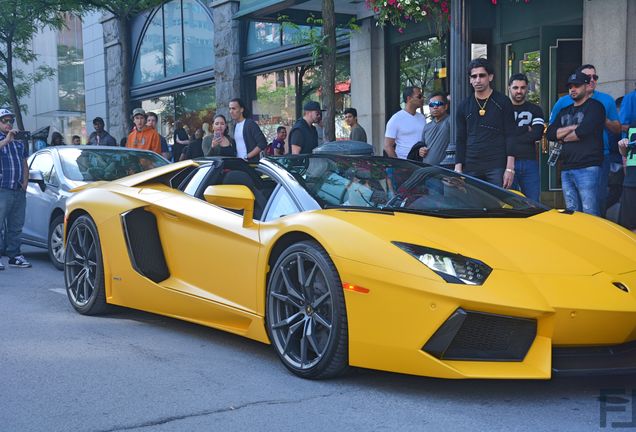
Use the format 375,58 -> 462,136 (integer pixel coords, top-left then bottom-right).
206,114 -> 236,157
0,108 -> 31,269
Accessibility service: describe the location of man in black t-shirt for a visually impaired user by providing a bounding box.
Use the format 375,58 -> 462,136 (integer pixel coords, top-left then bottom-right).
455,58 -> 517,188
546,71 -> 605,216
173,121 -> 190,162
289,101 -> 322,154
508,73 -> 545,201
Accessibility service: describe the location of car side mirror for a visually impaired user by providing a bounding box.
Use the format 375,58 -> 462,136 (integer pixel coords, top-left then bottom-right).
203,185 -> 255,227
28,169 -> 46,191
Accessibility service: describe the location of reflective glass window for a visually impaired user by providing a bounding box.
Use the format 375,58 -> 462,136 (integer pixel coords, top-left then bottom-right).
264,186 -> 298,221
183,0 -> 214,71
247,21 -> 281,54
133,9 -> 164,84
29,153 -> 55,183
164,0 -> 184,77
57,15 -> 84,112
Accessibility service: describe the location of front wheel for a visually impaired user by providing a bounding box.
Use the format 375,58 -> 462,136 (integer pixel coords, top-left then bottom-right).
266,240 -> 348,379
64,215 -> 109,315
48,214 -> 65,271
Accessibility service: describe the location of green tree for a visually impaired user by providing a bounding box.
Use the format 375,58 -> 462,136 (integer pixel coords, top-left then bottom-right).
84,0 -> 164,124
0,0 -> 85,129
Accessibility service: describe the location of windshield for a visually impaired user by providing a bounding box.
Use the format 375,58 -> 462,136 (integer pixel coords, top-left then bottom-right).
59,148 -> 168,182
271,155 -> 548,217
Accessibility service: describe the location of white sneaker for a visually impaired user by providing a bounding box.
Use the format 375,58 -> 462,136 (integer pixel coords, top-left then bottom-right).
8,255 -> 31,268
0,260 -> 4,271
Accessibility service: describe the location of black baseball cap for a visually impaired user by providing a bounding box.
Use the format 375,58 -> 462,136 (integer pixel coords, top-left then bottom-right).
303,101 -> 325,112
567,71 -> 591,86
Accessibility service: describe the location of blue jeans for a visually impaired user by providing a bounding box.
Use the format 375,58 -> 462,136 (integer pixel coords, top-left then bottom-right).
512,159 -> 540,202
465,167 -> 505,188
561,166 -> 601,216
0,188 -> 26,258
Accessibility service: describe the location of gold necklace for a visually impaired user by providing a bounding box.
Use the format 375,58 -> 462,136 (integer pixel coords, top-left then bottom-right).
475,96 -> 489,116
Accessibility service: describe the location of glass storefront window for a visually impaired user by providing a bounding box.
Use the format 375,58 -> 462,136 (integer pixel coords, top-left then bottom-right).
141,84 -> 215,145
164,0 -> 184,77
250,56 -> 351,143
183,0 -> 214,71
57,15 -> 85,112
247,21 -> 281,54
399,36 -> 447,104
133,9 -> 164,84
132,0 -> 214,86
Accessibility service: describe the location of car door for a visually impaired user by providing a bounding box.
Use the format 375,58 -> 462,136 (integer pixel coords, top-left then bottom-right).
24,152 -> 60,243
153,164 -> 261,313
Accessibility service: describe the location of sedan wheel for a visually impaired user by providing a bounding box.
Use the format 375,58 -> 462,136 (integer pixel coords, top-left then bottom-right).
266,241 -> 348,379
48,215 -> 65,271
64,215 -> 109,315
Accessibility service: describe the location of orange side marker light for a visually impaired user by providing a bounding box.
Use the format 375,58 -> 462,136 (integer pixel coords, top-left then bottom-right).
343,283 -> 369,294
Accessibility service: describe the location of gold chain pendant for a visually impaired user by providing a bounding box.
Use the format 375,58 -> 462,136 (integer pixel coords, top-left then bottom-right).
479,109 -> 486,116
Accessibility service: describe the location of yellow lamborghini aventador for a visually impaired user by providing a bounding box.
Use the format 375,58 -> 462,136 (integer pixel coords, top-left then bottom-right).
63,155 -> 636,379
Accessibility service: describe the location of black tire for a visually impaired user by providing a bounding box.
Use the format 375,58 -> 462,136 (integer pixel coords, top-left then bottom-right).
64,215 -> 109,315
48,214 -> 65,271
266,240 -> 348,379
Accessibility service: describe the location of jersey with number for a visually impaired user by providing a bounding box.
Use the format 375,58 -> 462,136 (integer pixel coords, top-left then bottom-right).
511,101 -> 545,160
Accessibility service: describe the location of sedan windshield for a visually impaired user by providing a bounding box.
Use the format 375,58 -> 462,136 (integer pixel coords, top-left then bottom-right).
59,148 -> 168,181
271,155 -> 548,218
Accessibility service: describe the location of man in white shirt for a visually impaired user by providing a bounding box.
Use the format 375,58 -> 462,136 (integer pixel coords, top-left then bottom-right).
384,86 -> 426,159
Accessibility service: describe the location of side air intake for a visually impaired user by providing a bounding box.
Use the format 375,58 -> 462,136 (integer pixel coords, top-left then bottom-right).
121,208 -> 170,283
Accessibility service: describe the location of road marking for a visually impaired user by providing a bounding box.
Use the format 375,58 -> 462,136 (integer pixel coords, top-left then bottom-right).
49,288 -> 66,296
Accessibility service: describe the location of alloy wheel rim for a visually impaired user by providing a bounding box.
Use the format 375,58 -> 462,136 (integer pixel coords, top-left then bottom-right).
51,223 -> 65,263
269,251 -> 334,370
65,222 -> 97,306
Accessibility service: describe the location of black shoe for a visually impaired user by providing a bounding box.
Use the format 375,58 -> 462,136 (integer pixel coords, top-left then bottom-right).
0,260 -> 4,271
8,255 -> 31,268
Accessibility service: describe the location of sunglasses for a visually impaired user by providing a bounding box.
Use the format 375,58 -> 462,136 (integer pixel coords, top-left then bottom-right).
587,74 -> 599,81
0,117 -> 15,125
470,73 -> 488,79
429,101 -> 445,108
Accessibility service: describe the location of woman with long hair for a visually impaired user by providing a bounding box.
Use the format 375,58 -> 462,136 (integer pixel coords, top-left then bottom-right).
206,114 -> 236,157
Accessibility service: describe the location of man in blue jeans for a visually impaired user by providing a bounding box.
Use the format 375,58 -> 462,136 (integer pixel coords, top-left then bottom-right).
546,72 -> 606,216
508,73 -> 544,202
0,108 -> 31,270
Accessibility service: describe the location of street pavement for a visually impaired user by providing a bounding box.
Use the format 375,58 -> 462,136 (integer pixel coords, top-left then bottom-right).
1,246 -> 634,432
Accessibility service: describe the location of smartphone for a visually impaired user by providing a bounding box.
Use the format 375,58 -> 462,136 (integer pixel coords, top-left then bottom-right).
213,131 -> 221,140
14,130 -> 31,141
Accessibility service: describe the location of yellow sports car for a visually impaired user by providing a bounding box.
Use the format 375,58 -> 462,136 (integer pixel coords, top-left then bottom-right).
64,155 -> 636,379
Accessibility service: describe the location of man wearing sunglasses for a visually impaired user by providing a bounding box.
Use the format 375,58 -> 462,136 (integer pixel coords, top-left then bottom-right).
455,58 -> 517,188
549,64 -> 620,216
508,73 -> 545,202
384,86 -> 426,159
409,93 -> 450,166
0,108 -> 31,269
546,72 -> 605,216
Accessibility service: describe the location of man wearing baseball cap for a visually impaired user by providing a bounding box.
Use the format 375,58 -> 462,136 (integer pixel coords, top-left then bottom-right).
0,108 -> 31,269
126,108 -> 161,154
289,101 -> 323,154
546,71 -> 606,216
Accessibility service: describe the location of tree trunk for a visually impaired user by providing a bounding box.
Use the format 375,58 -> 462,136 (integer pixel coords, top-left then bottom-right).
118,17 -> 132,130
295,65 -> 307,120
321,0 -> 336,142
5,41 -> 24,130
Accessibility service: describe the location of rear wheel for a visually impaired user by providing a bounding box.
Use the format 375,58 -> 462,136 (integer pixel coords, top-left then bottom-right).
64,215 -> 109,315
266,240 -> 348,379
48,214 -> 64,271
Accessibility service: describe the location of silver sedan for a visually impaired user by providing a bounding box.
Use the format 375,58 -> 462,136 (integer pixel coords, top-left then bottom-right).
22,145 -> 169,269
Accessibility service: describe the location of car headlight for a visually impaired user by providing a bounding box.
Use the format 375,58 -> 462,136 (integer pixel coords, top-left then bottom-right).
392,241 -> 492,285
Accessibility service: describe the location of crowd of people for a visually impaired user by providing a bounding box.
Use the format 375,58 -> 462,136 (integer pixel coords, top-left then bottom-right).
384,58 -> 636,233
3,58 -> 636,269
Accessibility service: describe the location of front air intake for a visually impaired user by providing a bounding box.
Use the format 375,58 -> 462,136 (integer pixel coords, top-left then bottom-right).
423,309 -> 536,361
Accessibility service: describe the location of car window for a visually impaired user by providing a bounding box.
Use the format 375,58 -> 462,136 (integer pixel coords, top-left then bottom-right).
264,186 -> 299,221
29,152 -> 55,184
183,165 -> 212,196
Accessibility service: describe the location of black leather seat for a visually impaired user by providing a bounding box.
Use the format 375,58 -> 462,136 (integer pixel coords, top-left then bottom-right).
222,170 -> 268,220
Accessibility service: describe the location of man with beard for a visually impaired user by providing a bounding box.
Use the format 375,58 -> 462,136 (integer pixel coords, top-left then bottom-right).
508,73 -> 545,201
547,71 -> 606,216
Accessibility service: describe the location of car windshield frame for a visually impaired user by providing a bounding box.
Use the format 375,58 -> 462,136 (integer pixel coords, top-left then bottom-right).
269,155 -> 549,218
58,148 -> 168,182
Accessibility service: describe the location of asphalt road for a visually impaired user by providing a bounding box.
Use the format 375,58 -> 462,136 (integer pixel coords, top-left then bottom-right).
1,246 -> 634,432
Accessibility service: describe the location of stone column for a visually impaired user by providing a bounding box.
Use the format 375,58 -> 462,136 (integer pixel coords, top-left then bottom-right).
445,0 -> 471,167
101,12 -> 128,142
211,0 -> 241,119
583,0 -> 636,97
350,18 -> 385,154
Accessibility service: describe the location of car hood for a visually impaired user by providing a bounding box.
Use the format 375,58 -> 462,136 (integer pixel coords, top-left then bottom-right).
321,208 -> 636,276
